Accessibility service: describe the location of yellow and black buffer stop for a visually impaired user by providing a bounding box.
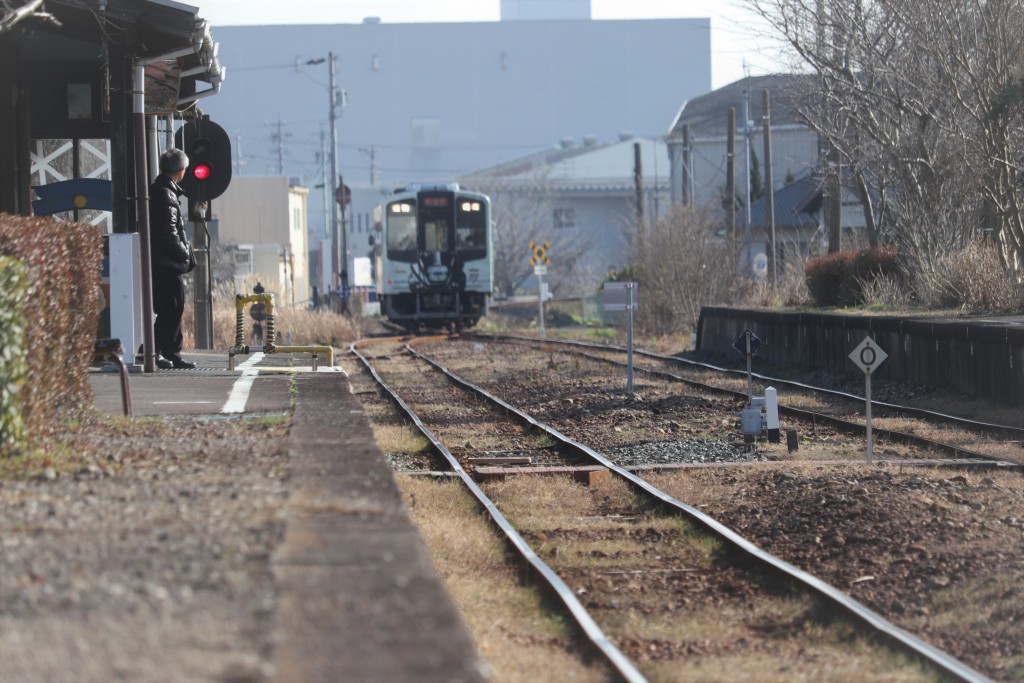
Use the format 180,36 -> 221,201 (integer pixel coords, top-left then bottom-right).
529,240 -> 551,266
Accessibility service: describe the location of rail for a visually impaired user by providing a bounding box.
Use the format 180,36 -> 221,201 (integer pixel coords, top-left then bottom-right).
406,341 -> 990,683
350,340 -> 649,683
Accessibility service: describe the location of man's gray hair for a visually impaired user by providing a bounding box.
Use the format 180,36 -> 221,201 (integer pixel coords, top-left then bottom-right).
159,148 -> 189,174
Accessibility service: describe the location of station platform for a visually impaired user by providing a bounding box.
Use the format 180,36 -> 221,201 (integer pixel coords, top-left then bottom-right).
88,350 -> 488,683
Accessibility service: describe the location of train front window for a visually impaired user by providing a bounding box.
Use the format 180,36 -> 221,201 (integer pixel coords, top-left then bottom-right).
386,201 -> 417,258
456,198 -> 487,255
423,219 -> 450,251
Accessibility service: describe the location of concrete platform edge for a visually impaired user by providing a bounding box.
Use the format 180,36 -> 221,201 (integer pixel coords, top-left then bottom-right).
270,373 -> 489,683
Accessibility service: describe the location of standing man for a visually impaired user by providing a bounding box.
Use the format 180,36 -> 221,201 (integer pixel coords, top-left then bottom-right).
149,148 -> 197,369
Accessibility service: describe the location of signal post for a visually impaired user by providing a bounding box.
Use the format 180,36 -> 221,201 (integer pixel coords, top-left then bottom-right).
529,241 -> 551,339
175,117 -> 233,349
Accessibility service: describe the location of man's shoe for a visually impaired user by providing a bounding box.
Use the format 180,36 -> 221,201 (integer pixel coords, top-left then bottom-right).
155,356 -> 174,369
170,355 -> 196,369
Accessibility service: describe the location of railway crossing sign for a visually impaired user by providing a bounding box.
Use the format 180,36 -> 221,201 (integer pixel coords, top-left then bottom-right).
849,335 -> 888,464
529,240 -> 551,267
529,240 -> 551,339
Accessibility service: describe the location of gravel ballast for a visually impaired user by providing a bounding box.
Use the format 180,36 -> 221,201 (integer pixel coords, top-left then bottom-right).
0,414 -> 289,683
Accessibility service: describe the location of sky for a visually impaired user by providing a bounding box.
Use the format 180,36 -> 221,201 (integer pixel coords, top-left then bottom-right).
191,0 -> 787,90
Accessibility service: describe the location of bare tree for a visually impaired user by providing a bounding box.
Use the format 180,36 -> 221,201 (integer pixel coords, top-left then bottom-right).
632,203 -> 740,335
1,0 -> 60,33
464,170 -> 597,296
749,0 -> 1024,281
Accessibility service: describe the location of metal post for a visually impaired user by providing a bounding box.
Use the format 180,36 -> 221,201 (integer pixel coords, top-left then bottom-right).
626,283 -> 634,394
865,368 -> 873,463
538,272 -> 545,339
762,89 -> 777,285
133,63 -> 156,373
192,209 -> 213,348
726,108 -> 736,239
328,52 -> 340,293
746,329 -> 753,403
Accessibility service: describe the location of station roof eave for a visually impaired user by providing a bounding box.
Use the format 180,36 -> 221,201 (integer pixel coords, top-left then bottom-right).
35,0 -> 224,112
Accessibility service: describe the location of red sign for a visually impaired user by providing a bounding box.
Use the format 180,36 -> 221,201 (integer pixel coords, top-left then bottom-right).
334,184 -> 351,206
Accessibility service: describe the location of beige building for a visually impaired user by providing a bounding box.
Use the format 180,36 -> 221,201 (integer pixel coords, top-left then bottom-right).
214,176 -> 310,306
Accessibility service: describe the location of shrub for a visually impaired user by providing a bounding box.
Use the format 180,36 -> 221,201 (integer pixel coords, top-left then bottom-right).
804,251 -> 853,306
630,204 -> 740,336
805,248 -> 900,307
914,241 -> 1023,313
0,256 -> 28,455
0,214 -> 102,451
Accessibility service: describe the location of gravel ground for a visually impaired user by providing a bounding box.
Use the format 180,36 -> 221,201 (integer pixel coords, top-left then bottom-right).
397,338 -> 1024,680
0,412 -> 289,683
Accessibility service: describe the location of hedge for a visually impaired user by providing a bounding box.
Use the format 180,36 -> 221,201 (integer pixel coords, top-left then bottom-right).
805,248 -> 899,307
0,214 -> 103,454
0,256 -> 27,454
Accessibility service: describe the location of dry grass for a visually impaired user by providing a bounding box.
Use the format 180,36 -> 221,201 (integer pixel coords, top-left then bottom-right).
352,359 -> 614,680
182,279 -> 364,350
397,477 -> 616,683
482,475 -> 935,683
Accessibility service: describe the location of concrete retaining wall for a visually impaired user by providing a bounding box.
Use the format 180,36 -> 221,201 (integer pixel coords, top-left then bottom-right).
696,307 -> 1024,405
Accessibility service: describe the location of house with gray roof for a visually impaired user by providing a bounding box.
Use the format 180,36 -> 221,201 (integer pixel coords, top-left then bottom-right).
460,135 -> 669,293
665,74 -> 819,212
667,74 -> 871,277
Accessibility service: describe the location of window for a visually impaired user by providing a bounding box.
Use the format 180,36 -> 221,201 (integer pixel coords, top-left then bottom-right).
386,201 -> 417,258
456,199 -> 487,253
554,207 -> 576,229
423,218 -> 449,251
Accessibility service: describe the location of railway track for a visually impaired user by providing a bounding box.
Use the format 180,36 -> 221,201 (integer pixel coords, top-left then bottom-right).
351,336 -> 993,682
475,333 -> 1024,468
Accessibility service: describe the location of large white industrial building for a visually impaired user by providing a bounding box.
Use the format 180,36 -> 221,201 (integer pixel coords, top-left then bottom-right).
200,0 -> 712,296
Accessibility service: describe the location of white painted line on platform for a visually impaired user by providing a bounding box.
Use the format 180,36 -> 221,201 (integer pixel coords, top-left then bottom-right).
254,366 -> 346,374
154,401 -> 213,405
222,353 -> 264,414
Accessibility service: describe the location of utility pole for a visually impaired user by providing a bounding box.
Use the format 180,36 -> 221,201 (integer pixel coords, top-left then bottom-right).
360,145 -> 377,187
329,52 -> 342,295
271,116 -> 288,175
234,134 -> 245,176
743,86 -> 752,268
726,107 -> 736,240
320,130 -> 330,240
305,52 -> 345,305
763,89 -> 777,285
681,123 -> 692,209
633,141 -> 644,233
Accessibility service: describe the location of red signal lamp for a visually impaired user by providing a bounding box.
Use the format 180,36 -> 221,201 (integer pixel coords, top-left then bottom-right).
192,163 -> 212,181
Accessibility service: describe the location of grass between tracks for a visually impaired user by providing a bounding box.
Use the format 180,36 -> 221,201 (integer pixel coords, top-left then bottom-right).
398,477 -> 617,683
350,351 -> 938,681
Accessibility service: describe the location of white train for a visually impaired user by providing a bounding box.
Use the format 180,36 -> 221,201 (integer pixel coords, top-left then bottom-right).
372,184 -> 493,331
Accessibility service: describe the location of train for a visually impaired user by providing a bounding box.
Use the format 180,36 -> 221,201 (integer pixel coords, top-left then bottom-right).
372,183 -> 493,332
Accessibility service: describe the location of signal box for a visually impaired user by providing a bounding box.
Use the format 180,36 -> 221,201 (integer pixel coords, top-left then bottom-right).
175,117 -> 232,204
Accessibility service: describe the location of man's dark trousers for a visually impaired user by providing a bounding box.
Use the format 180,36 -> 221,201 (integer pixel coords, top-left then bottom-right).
153,268 -> 185,358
